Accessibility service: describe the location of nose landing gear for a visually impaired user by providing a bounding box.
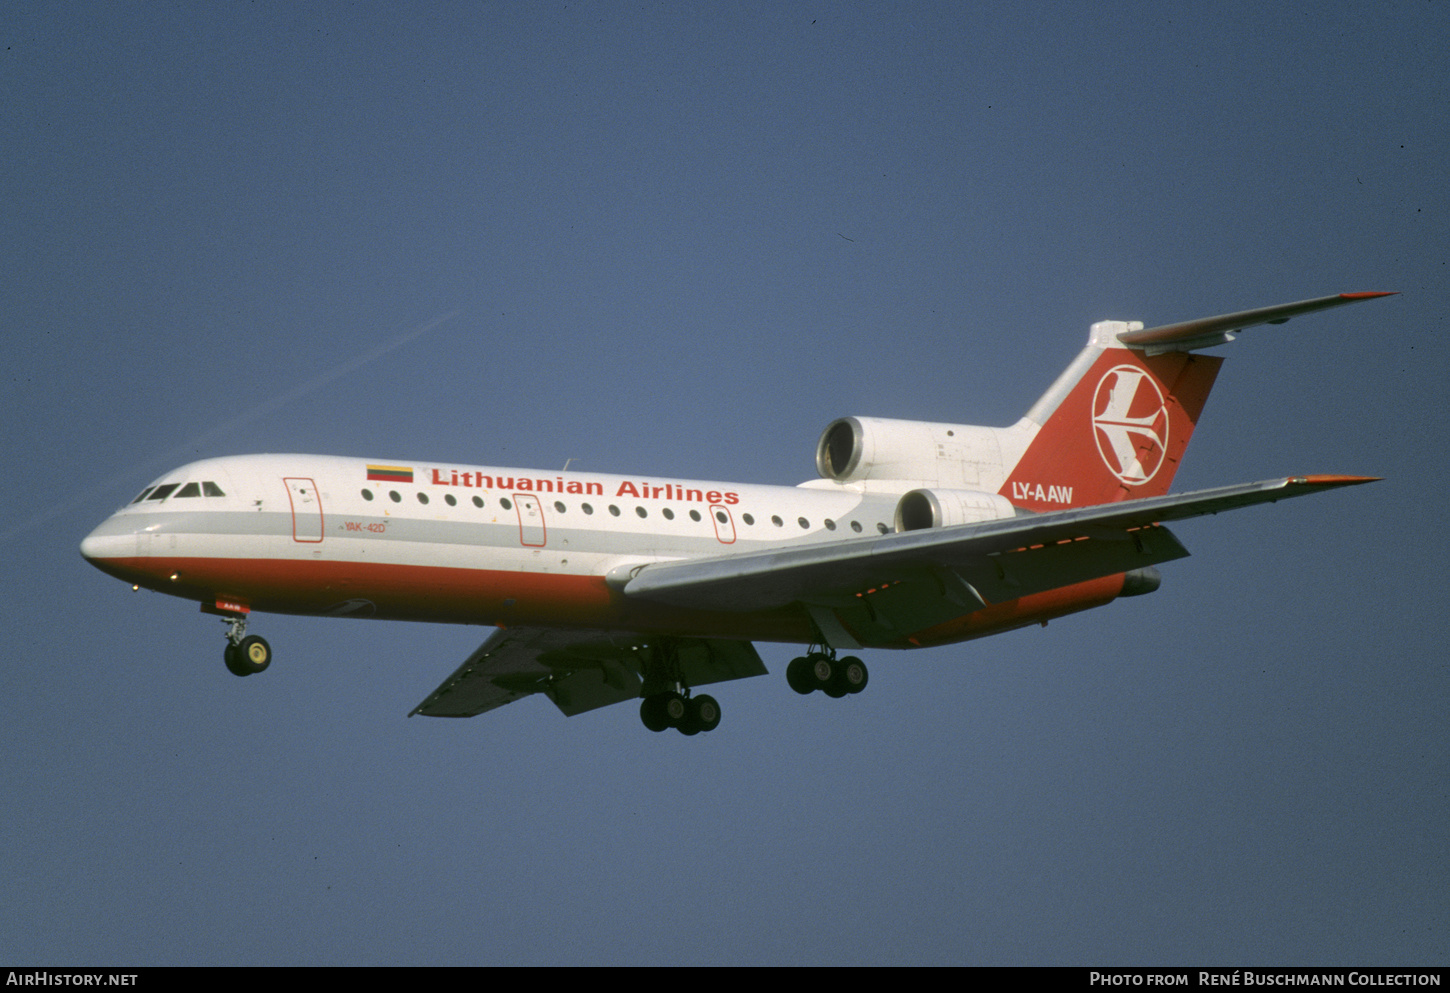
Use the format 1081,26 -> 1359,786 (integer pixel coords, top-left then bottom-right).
220,615 -> 272,677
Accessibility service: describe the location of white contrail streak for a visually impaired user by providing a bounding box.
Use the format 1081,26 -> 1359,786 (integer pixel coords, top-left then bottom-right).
8,310 -> 459,545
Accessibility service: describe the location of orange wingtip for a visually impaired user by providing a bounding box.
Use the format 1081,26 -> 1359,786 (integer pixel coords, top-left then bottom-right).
1339,291 -> 1397,300
1288,474 -> 1382,485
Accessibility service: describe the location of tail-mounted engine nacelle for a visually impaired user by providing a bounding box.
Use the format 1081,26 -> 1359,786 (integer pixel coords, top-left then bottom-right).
893,488 -> 1018,532
817,416 -> 979,483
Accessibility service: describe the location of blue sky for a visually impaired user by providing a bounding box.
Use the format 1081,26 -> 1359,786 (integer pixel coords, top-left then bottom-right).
3,1 -> 1446,965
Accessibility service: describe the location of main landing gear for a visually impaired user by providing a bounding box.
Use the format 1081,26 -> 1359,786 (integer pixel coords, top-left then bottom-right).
786,648 -> 869,698
639,691 -> 722,736
636,639 -> 723,736
220,614 -> 272,677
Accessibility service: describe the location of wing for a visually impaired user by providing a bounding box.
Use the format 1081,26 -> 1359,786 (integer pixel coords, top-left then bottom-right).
622,475 -> 1378,641
409,626 -> 767,719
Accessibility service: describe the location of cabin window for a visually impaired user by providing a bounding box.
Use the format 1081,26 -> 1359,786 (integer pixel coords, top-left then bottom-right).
174,483 -> 202,498
582,503 -> 594,515
635,507 -> 648,518
148,484 -> 180,501
417,493 -> 429,505
554,501 -> 566,513
389,491 -> 401,503
716,510 -> 728,523
662,508 -> 675,520
742,513 -> 755,525
825,519 -> 836,531
500,498 -> 513,510
689,509 -> 701,522
876,522 -> 889,534
472,496 -> 484,508
798,517 -> 810,529
445,494 -> 457,506
362,489 -> 374,501
609,505 -> 621,516
771,515 -> 783,527
850,521 -> 862,533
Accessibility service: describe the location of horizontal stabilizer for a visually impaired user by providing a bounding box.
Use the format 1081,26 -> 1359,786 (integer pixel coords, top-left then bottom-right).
1117,292 -> 1394,353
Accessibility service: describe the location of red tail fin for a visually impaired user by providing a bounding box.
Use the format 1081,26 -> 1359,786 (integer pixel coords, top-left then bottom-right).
999,293 -> 1392,511
1001,343 -> 1222,510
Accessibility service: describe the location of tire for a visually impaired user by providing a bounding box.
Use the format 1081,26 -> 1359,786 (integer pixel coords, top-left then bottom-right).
223,643 -> 251,678
839,656 -> 869,695
662,691 -> 688,728
786,656 -> 815,695
234,635 -> 272,675
640,695 -> 670,732
810,654 -> 834,690
690,694 -> 721,733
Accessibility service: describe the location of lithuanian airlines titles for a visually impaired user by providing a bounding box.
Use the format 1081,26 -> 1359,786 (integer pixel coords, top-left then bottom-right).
81,292 -> 1389,736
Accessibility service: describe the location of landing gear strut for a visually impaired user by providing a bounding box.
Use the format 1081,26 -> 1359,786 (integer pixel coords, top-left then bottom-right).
221,614 -> 271,677
636,640 -> 722,736
787,647 -> 868,698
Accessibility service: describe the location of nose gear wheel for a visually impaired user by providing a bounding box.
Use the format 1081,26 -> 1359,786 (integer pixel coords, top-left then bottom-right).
220,614 -> 272,677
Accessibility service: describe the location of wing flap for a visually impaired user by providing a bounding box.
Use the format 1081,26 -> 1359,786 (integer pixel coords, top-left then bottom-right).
802,524 -> 1188,644
956,522 -> 1189,605
409,626 -> 631,718
668,637 -> 770,689
410,626 -> 766,719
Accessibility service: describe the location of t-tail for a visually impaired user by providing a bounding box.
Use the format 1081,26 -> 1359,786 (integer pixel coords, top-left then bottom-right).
998,292 -> 1394,511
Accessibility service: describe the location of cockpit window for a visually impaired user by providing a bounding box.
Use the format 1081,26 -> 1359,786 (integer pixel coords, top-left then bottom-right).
130,480 -> 223,505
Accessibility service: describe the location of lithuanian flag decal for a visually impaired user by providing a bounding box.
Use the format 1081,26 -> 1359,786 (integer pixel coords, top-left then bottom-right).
367,464 -> 414,483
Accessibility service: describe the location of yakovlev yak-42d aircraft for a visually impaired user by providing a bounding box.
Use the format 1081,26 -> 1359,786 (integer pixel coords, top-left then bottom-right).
82,292 -> 1389,736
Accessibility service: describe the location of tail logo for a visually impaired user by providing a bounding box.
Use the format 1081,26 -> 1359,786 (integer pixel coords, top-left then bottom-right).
1092,366 -> 1170,485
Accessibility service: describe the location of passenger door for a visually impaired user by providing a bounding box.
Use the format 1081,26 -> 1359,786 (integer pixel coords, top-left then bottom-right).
284,477 -> 324,542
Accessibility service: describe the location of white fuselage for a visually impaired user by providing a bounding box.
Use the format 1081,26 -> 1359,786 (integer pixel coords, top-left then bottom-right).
81,453 -> 945,644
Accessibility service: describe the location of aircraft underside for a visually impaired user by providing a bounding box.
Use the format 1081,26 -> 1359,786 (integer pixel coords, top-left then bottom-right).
95,548 -> 1138,735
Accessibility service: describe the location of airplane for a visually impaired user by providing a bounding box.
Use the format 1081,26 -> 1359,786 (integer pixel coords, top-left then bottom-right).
80,292 -> 1389,736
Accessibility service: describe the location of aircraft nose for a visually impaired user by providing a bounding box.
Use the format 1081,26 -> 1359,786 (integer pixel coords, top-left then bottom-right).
80,530 -> 113,562
79,519 -> 137,564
